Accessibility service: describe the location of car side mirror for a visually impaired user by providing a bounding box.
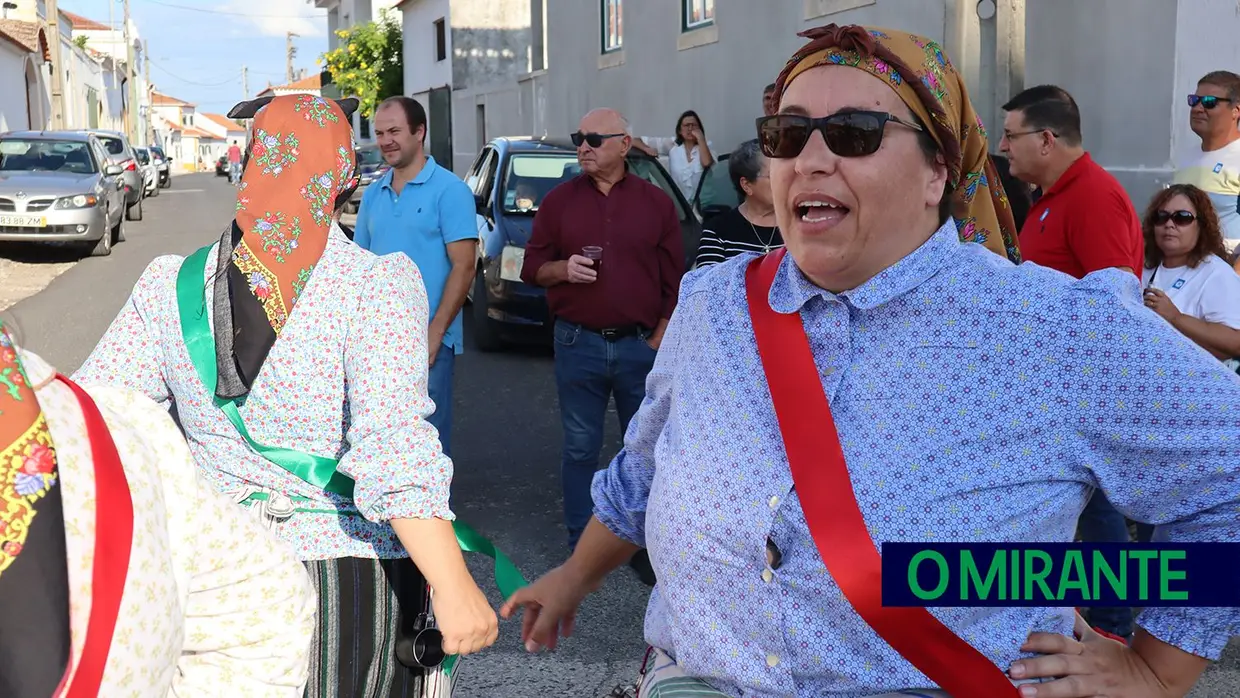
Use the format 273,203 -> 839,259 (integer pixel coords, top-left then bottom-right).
104,165 -> 123,176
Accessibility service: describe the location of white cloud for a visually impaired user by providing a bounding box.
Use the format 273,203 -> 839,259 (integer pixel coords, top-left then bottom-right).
217,0 -> 327,38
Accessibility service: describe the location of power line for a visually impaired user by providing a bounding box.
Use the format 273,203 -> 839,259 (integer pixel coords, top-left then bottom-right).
137,0 -> 326,20
149,58 -> 242,87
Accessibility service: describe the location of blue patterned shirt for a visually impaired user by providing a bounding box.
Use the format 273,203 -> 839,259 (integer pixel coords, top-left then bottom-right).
592,221 -> 1240,697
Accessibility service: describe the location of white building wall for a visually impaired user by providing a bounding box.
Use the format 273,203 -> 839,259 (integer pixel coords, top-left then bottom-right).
0,42 -> 30,132
402,0 -> 453,96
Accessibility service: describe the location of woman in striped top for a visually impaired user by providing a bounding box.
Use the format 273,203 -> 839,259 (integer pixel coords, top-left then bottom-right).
694,139 -> 784,268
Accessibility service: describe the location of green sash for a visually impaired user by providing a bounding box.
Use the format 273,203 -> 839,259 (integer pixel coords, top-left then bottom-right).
176,243 -> 525,673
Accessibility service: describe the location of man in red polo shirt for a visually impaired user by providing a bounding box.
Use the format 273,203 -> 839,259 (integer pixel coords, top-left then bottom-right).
998,84 -> 1143,641
521,107 -> 684,583
1000,85 -> 1143,277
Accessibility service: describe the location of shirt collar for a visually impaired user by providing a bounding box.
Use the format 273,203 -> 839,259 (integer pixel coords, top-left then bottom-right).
379,155 -> 439,192
768,219 -> 961,314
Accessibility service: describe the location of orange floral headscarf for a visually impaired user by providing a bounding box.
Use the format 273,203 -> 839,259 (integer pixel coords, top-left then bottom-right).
774,24 -> 1022,263
0,324 -> 58,579
232,94 -> 358,333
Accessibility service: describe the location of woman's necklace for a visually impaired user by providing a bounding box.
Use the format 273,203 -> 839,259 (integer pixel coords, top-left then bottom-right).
741,201 -> 779,253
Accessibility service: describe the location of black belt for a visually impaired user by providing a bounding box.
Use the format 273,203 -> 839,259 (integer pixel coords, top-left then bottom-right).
566,321 -> 647,341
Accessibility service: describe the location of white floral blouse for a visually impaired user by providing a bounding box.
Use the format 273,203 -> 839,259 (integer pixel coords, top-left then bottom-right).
27,349 -> 315,697
74,223 -> 455,560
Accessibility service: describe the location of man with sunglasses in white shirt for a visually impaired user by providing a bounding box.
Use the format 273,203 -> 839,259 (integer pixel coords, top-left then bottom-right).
1174,70 -> 1240,260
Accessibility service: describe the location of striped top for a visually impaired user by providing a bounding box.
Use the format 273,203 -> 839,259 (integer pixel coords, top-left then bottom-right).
1174,138 -> 1240,242
695,206 -> 784,268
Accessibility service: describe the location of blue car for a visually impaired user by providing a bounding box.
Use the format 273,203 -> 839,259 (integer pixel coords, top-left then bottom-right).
465,136 -> 702,351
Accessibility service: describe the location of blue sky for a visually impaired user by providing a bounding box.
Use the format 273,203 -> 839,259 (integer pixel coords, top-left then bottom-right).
62,0 -> 329,116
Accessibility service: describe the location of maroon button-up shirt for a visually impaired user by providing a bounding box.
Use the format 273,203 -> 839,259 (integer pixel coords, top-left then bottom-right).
521,172 -> 684,330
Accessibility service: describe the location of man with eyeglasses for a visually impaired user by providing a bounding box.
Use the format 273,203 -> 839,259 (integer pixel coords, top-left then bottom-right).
1000,84 -> 1144,643
1174,70 -> 1240,259
520,107 -> 683,583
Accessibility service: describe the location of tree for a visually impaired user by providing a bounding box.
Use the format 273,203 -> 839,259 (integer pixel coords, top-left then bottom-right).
319,8 -> 403,119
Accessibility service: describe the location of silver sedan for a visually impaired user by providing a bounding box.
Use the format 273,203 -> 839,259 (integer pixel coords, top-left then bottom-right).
0,131 -> 128,257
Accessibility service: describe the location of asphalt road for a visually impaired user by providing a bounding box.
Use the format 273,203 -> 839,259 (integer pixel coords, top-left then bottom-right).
3,173 -> 1237,697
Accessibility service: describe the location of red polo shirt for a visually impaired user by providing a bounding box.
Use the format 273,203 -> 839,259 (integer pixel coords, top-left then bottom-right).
1019,153 -> 1143,279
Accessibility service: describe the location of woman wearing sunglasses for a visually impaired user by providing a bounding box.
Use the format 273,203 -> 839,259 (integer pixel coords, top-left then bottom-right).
502,23 -> 1240,698
1141,183 -> 1240,364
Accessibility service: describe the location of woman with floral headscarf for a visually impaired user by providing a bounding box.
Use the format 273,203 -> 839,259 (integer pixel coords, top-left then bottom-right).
0,320 -> 315,697
74,94 -> 498,698
502,24 -> 1240,698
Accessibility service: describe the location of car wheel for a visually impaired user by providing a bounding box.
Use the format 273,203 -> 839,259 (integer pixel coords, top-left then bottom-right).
126,196 -> 143,222
149,183 -> 160,198
89,224 -> 113,257
471,268 -> 504,352
159,176 -> 170,189
113,209 -> 126,243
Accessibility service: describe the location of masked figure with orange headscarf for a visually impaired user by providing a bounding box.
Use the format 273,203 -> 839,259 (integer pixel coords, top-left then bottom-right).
503,24 -> 1240,698
0,319 -> 315,697
75,94 -> 499,698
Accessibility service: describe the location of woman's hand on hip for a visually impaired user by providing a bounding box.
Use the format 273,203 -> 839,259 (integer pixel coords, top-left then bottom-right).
499,563 -> 595,652
434,582 -> 499,656
1008,613 -> 1194,697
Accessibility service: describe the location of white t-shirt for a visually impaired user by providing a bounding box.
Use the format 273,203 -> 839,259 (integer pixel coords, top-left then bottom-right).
642,136 -> 713,202
1174,138 -> 1240,249
1142,254 -> 1240,329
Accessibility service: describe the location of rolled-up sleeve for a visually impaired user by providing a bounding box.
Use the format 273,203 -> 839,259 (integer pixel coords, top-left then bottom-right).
591,277 -> 698,546
337,253 -> 454,523
1067,271 -> 1240,659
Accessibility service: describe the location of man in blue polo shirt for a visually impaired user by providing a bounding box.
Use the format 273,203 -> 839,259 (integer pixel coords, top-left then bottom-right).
355,96 -> 477,457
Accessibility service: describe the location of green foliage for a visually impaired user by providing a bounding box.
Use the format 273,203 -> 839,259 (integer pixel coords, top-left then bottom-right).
72,35 -> 89,49
320,8 -> 403,118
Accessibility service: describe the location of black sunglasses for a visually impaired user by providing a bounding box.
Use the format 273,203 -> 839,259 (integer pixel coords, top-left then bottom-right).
756,111 -> 924,159
570,131 -> 626,148
1152,209 -> 1196,226
1188,94 -> 1233,110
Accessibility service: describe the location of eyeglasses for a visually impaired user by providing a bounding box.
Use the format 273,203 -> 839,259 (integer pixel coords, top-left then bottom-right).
1152,209 -> 1196,226
1188,94 -> 1233,110
570,132 -> 626,148
756,111 -> 923,159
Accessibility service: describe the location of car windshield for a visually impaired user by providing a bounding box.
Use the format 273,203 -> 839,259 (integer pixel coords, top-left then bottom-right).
358,148 -> 383,166
151,147 -> 165,158
500,154 -> 580,214
135,149 -> 150,164
694,156 -> 739,218
0,139 -> 97,174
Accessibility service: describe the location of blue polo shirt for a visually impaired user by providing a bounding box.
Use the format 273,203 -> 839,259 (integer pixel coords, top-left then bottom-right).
354,156 -> 476,354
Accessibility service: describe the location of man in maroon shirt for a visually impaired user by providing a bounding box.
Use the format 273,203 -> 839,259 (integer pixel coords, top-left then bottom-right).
521,108 -> 684,573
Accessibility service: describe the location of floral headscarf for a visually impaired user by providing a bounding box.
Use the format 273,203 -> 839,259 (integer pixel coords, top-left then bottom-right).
0,322 -> 70,693
774,24 -> 1022,263
212,94 -> 358,399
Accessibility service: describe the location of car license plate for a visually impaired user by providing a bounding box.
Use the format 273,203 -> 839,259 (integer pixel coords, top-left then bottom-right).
0,214 -> 47,228
500,246 -> 524,282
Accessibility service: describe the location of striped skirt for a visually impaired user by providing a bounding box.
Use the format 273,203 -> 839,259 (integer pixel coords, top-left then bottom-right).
303,557 -> 458,698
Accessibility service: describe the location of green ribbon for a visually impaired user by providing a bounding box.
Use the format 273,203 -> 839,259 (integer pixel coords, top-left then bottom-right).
178,243 -> 528,675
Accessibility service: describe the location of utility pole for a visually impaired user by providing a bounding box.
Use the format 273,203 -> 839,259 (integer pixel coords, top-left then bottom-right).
124,0 -> 137,143
241,65 -> 248,99
286,32 -> 299,83
143,39 -> 151,145
45,0 -> 65,128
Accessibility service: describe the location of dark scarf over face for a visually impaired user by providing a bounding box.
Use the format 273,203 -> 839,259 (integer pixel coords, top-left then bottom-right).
212,95 -> 358,399
0,324 -> 71,697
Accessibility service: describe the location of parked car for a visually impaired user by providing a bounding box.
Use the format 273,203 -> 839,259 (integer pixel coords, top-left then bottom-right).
0,130 -> 127,256
134,147 -> 160,198
215,154 -> 229,177
464,136 -> 702,351
691,152 -> 738,222
149,145 -> 171,188
74,129 -> 144,222
347,143 -> 388,213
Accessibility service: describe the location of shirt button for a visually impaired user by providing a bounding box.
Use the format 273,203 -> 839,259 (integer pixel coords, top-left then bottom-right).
761,568 -> 773,583
768,495 -> 780,509
765,653 -> 779,668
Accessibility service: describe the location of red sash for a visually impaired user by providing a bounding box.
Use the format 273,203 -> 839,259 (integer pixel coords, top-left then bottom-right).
744,251 -> 1019,697
54,375 -> 134,698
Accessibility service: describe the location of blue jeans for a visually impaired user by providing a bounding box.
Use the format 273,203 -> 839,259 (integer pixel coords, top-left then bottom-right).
553,320 -> 657,548
426,344 -> 455,459
1077,491 -> 1135,637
